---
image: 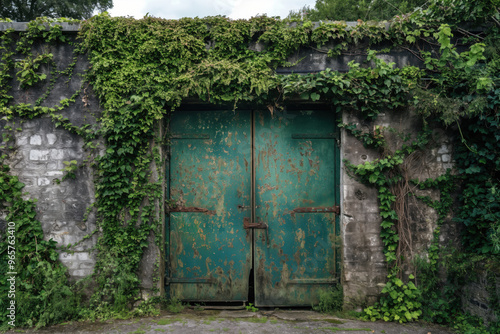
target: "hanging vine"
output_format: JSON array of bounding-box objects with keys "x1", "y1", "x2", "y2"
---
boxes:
[{"x1": 0, "y1": 0, "x2": 498, "y2": 330}]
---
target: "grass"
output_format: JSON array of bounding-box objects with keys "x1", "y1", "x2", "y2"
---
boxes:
[
  {"x1": 193, "y1": 304, "x2": 204, "y2": 311},
  {"x1": 317, "y1": 327, "x2": 372, "y2": 332},
  {"x1": 165, "y1": 298, "x2": 185, "y2": 314},
  {"x1": 320, "y1": 319, "x2": 344, "y2": 324},
  {"x1": 156, "y1": 318, "x2": 182, "y2": 326}
]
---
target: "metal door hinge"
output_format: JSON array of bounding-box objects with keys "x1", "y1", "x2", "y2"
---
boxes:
[
  {"x1": 290, "y1": 206, "x2": 340, "y2": 215},
  {"x1": 169, "y1": 206, "x2": 216, "y2": 215}
]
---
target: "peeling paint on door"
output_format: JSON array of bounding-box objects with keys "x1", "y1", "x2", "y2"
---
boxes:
[
  {"x1": 167, "y1": 110, "x2": 252, "y2": 302},
  {"x1": 167, "y1": 108, "x2": 340, "y2": 306}
]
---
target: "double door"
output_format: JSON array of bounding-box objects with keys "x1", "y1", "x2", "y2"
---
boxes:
[{"x1": 166, "y1": 108, "x2": 340, "y2": 307}]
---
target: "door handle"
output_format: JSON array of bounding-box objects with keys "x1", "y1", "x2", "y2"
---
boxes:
[{"x1": 243, "y1": 217, "x2": 268, "y2": 229}]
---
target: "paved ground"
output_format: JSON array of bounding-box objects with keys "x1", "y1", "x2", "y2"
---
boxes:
[{"x1": 8, "y1": 309, "x2": 455, "y2": 334}]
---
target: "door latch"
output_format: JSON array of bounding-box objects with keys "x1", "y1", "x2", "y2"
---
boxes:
[{"x1": 243, "y1": 217, "x2": 268, "y2": 229}]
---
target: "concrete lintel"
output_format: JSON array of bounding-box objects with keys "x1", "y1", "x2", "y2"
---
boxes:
[{"x1": 0, "y1": 21, "x2": 80, "y2": 31}]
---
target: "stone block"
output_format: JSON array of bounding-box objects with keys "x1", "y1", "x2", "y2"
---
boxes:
[
  {"x1": 343, "y1": 282, "x2": 373, "y2": 307},
  {"x1": 29, "y1": 134, "x2": 42, "y2": 145},
  {"x1": 370, "y1": 252, "x2": 386, "y2": 263},
  {"x1": 22, "y1": 120, "x2": 38, "y2": 129},
  {"x1": 443, "y1": 163, "x2": 453, "y2": 169},
  {"x1": 16, "y1": 135, "x2": 28, "y2": 145},
  {"x1": 46, "y1": 133, "x2": 57, "y2": 145},
  {"x1": 343, "y1": 213, "x2": 382, "y2": 234},
  {"x1": 37, "y1": 200, "x2": 64, "y2": 212},
  {"x1": 60, "y1": 133, "x2": 74, "y2": 146},
  {"x1": 47, "y1": 170, "x2": 63, "y2": 176},
  {"x1": 369, "y1": 272, "x2": 389, "y2": 284},
  {"x1": 59, "y1": 260, "x2": 80, "y2": 270},
  {"x1": 343, "y1": 199, "x2": 380, "y2": 216},
  {"x1": 343, "y1": 232, "x2": 383, "y2": 253},
  {"x1": 70, "y1": 269, "x2": 91, "y2": 277},
  {"x1": 344, "y1": 271, "x2": 370, "y2": 282},
  {"x1": 59, "y1": 252, "x2": 77, "y2": 261},
  {"x1": 79, "y1": 262, "x2": 95, "y2": 270},
  {"x1": 343, "y1": 184, "x2": 378, "y2": 199},
  {"x1": 437, "y1": 144, "x2": 450, "y2": 154},
  {"x1": 47, "y1": 161, "x2": 58, "y2": 170},
  {"x1": 29, "y1": 149, "x2": 50, "y2": 160},
  {"x1": 37, "y1": 177, "x2": 51, "y2": 186},
  {"x1": 18, "y1": 177, "x2": 35, "y2": 187},
  {"x1": 50, "y1": 149, "x2": 64, "y2": 160},
  {"x1": 76, "y1": 252, "x2": 91, "y2": 261},
  {"x1": 441, "y1": 154, "x2": 451, "y2": 162}
]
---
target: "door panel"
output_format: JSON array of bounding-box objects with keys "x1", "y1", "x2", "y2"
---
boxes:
[
  {"x1": 253, "y1": 109, "x2": 340, "y2": 307},
  {"x1": 168, "y1": 110, "x2": 252, "y2": 301},
  {"x1": 167, "y1": 109, "x2": 339, "y2": 305}
]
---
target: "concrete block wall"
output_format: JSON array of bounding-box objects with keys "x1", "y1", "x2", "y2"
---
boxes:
[
  {"x1": 0, "y1": 29, "x2": 100, "y2": 280},
  {"x1": 5, "y1": 116, "x2": 97, "y2": 279},
  {"x1": 339, "y1": 109, "x2": 456, "y2": 307},
  {"x1": 462, "y1": 270, "x2": 499, "y2": 323},
  {"x1": 341, "y1": 112, "x2": 387, "y2": 307}
]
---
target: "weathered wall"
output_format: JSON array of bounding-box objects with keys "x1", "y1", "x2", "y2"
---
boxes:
[
  {"x1": 339, "y1": 109, "x2": 457, "y2": 308},
  {"x1": 0, "y1": 25, "x2": 164, "y2": 297},
  {"x1": 0, "y1": 28, "x2": 100, "y2": 279},
  {"x1": 0, "y1": 23, "x2": 460, "y2": 307},
  {"x1": 462, "y1": 269, "x2": 500, "y2": 323}
]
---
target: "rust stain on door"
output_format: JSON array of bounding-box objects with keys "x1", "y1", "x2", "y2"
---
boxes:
[{"x1": 167, "y1": 108, "x2": 340, "y2": 306}]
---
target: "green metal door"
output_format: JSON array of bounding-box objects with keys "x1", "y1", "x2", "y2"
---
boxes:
[
  {"x1": 167, "y1": 109, "x2": 339, "y2": 305},
  {"x1": 253, "y1": 109, "x2": 340, "y2": 306},
  {"x1": 167, "y1": 110, "x2": 252, "y2": 302}
]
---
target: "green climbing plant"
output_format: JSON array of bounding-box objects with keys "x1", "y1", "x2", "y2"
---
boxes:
[{"x1": 0, "y1": 0, "x2": 498, "y2": 330}]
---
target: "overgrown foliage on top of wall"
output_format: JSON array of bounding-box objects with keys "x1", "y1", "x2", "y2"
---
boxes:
[{"x1": 0, "y1": 0, "x2": 499, "y2": 330}]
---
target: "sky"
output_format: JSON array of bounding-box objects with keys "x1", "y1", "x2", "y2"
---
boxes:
[{"x1": 108, "y1": 0, "x2": 317, "y2": 20}]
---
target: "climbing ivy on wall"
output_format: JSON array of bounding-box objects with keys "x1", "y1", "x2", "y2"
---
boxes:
[
  {"x1": 0, "y1": 165, "x2": 79, "y2": 328},
  {"x1": 0, "y1": 0, "x2": 499, "y2": 330}
]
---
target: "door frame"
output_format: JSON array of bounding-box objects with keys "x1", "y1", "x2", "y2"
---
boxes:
[{"x1": 163, "y1": 101, "x2": 342, "y2": 304}]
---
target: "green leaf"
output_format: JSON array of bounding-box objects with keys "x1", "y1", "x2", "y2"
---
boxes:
[
  {"x1": 310, "y1": 92, "x2": 321, "y2": 101},
  {"x1": 300, "y1": 92, "x2": 310, "y2": 100},
  {"x1": 465, "y1": 165, "x2": 481, "y2": 174}
]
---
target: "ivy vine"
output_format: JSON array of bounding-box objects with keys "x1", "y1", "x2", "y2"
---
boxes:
[{"x1": 0, "y1": 0, "x2": 498, "y2": 330}]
